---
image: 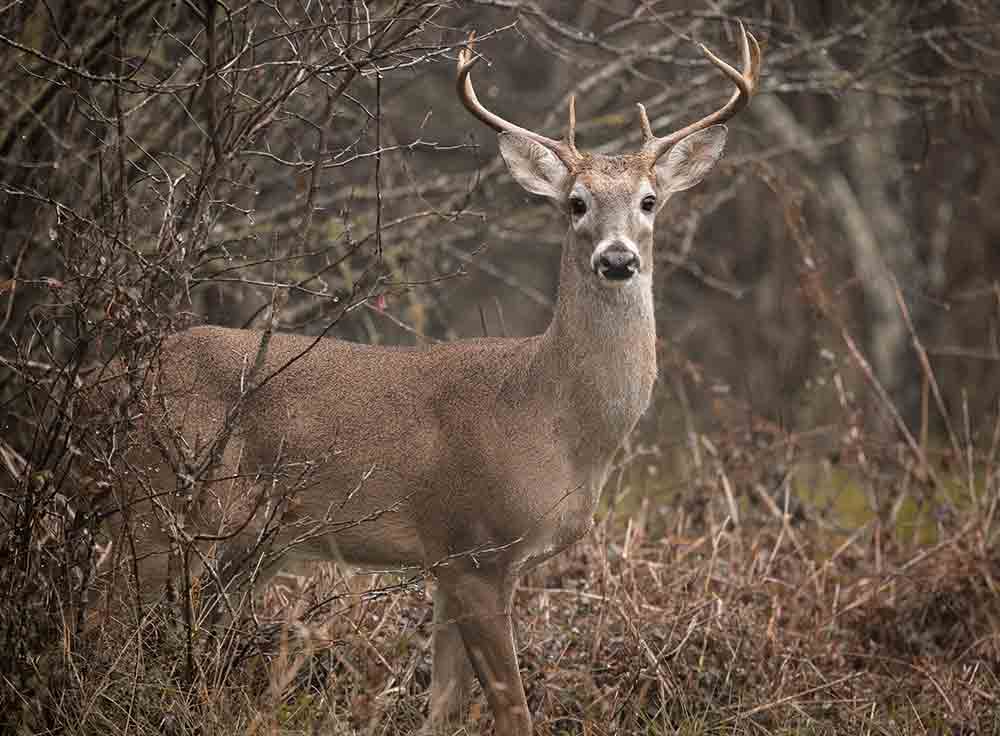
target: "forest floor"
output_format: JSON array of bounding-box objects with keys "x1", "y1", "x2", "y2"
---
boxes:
[{"x1": 24, "y1": 463, "x2": 998, "y2": 736}]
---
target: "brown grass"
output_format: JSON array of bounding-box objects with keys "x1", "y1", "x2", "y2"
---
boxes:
[{"x1": 9, "y1": 467, "x2": 997, "y2": 736}]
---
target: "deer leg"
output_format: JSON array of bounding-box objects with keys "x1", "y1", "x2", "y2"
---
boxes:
[
  {"x1": 429, "y1": 584, "x2": 475, "y2": 727},
  {"x1": 435, "y1": 568, "x2": 531, "y2": 736}
]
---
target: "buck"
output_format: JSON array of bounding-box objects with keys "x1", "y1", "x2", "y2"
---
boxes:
[{"x1": 104, "y1": 24, "x2": 760, "y2": 736}]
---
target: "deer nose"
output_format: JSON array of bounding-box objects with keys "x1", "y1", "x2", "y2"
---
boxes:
[{"x1": 594, "y1": 242, "x2": 640, "y2": 281}]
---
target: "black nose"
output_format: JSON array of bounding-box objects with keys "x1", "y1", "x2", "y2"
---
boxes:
[{"x1": 595, "y1": 244, "x2": 640, "y2": 281}]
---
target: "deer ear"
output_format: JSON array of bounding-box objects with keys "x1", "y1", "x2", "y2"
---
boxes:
[
  {"x1": 654, "y1": 125, "x2": 727, "y2": 196},
  {"x1": 498, "y1": 133, "x2": 570, "y2": 200}
]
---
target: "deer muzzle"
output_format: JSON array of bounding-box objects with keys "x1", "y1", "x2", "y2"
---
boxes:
[{"x1": 592, "y1": 241, "x2": 640, "y2": 282}]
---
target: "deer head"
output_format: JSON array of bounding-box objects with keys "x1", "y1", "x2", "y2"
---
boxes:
[{"x1": 457, "y1": 24, "x2": 761, "y2": 289}]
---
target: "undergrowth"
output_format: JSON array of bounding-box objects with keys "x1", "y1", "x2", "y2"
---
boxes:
[{"x1": 6, "y1": 461, "x2": 998, "y2": 735}]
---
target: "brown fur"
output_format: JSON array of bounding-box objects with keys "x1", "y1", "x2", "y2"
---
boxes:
[
  {"x1": 104, "y1": 220, "x2": 655, "y2": 736},
  {"x1": 102, "y1": 98, "x2": 735, "y2": 736}
]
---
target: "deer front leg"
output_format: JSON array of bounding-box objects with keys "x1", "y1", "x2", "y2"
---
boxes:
[
  {"x1": 435, "y1": 566, "x2": 531, "y2": 736},
  {"x1": 429, "y1": 584, "x2": 474, "y2": 728}
]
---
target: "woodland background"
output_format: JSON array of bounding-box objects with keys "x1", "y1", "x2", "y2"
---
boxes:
[{"x1": 2, "y1": 1, "x2": 999, "y2": 734}]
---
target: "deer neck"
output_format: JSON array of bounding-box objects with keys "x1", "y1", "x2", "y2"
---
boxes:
[{"x1": 536, "y1": 229, "x2": 657, "y2": 456}]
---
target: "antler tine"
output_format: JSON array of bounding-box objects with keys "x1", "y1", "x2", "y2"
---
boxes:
[
  {"x1": 457, "y1": 32, "x2": 581, "y2": 170},
  {"x1": 566, "y1": 94, "x2": 577, "y2": 152},
  {"x1": 640, "y1": 21, "x2": 762, "y2": 161},
  {"x1": 636, "y1": 102, "x2": 654, "y2": 141}
]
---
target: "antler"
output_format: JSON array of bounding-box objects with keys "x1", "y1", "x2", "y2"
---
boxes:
[
  {"x1": 457, "y1": 32, "x2": 582, "y2": 171},
  {"x1": 638, "y1": 21, "x2": 762, "y2": 161}
]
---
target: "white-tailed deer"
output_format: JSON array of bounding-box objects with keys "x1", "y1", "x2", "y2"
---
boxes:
[{"x1": 103, "y1": 24, "x2": 760, "y2": 736}]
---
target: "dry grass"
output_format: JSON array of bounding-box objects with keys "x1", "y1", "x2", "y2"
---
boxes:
[{"x1": 8, "y1": 462, "x2": 998, "y2": 736}]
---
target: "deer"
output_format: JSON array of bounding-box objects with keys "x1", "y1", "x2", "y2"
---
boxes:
[{"x1": 99, "y1": 23, "x2": 760, "y2": 736}]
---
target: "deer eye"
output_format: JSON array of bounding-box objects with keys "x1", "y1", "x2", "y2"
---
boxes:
[
  {"x1": 569, "y1": 196, "x2": 587, "y2": 217},
  {"x1": 640, "y1": 195, "x2": 657, "y2": 213}
]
